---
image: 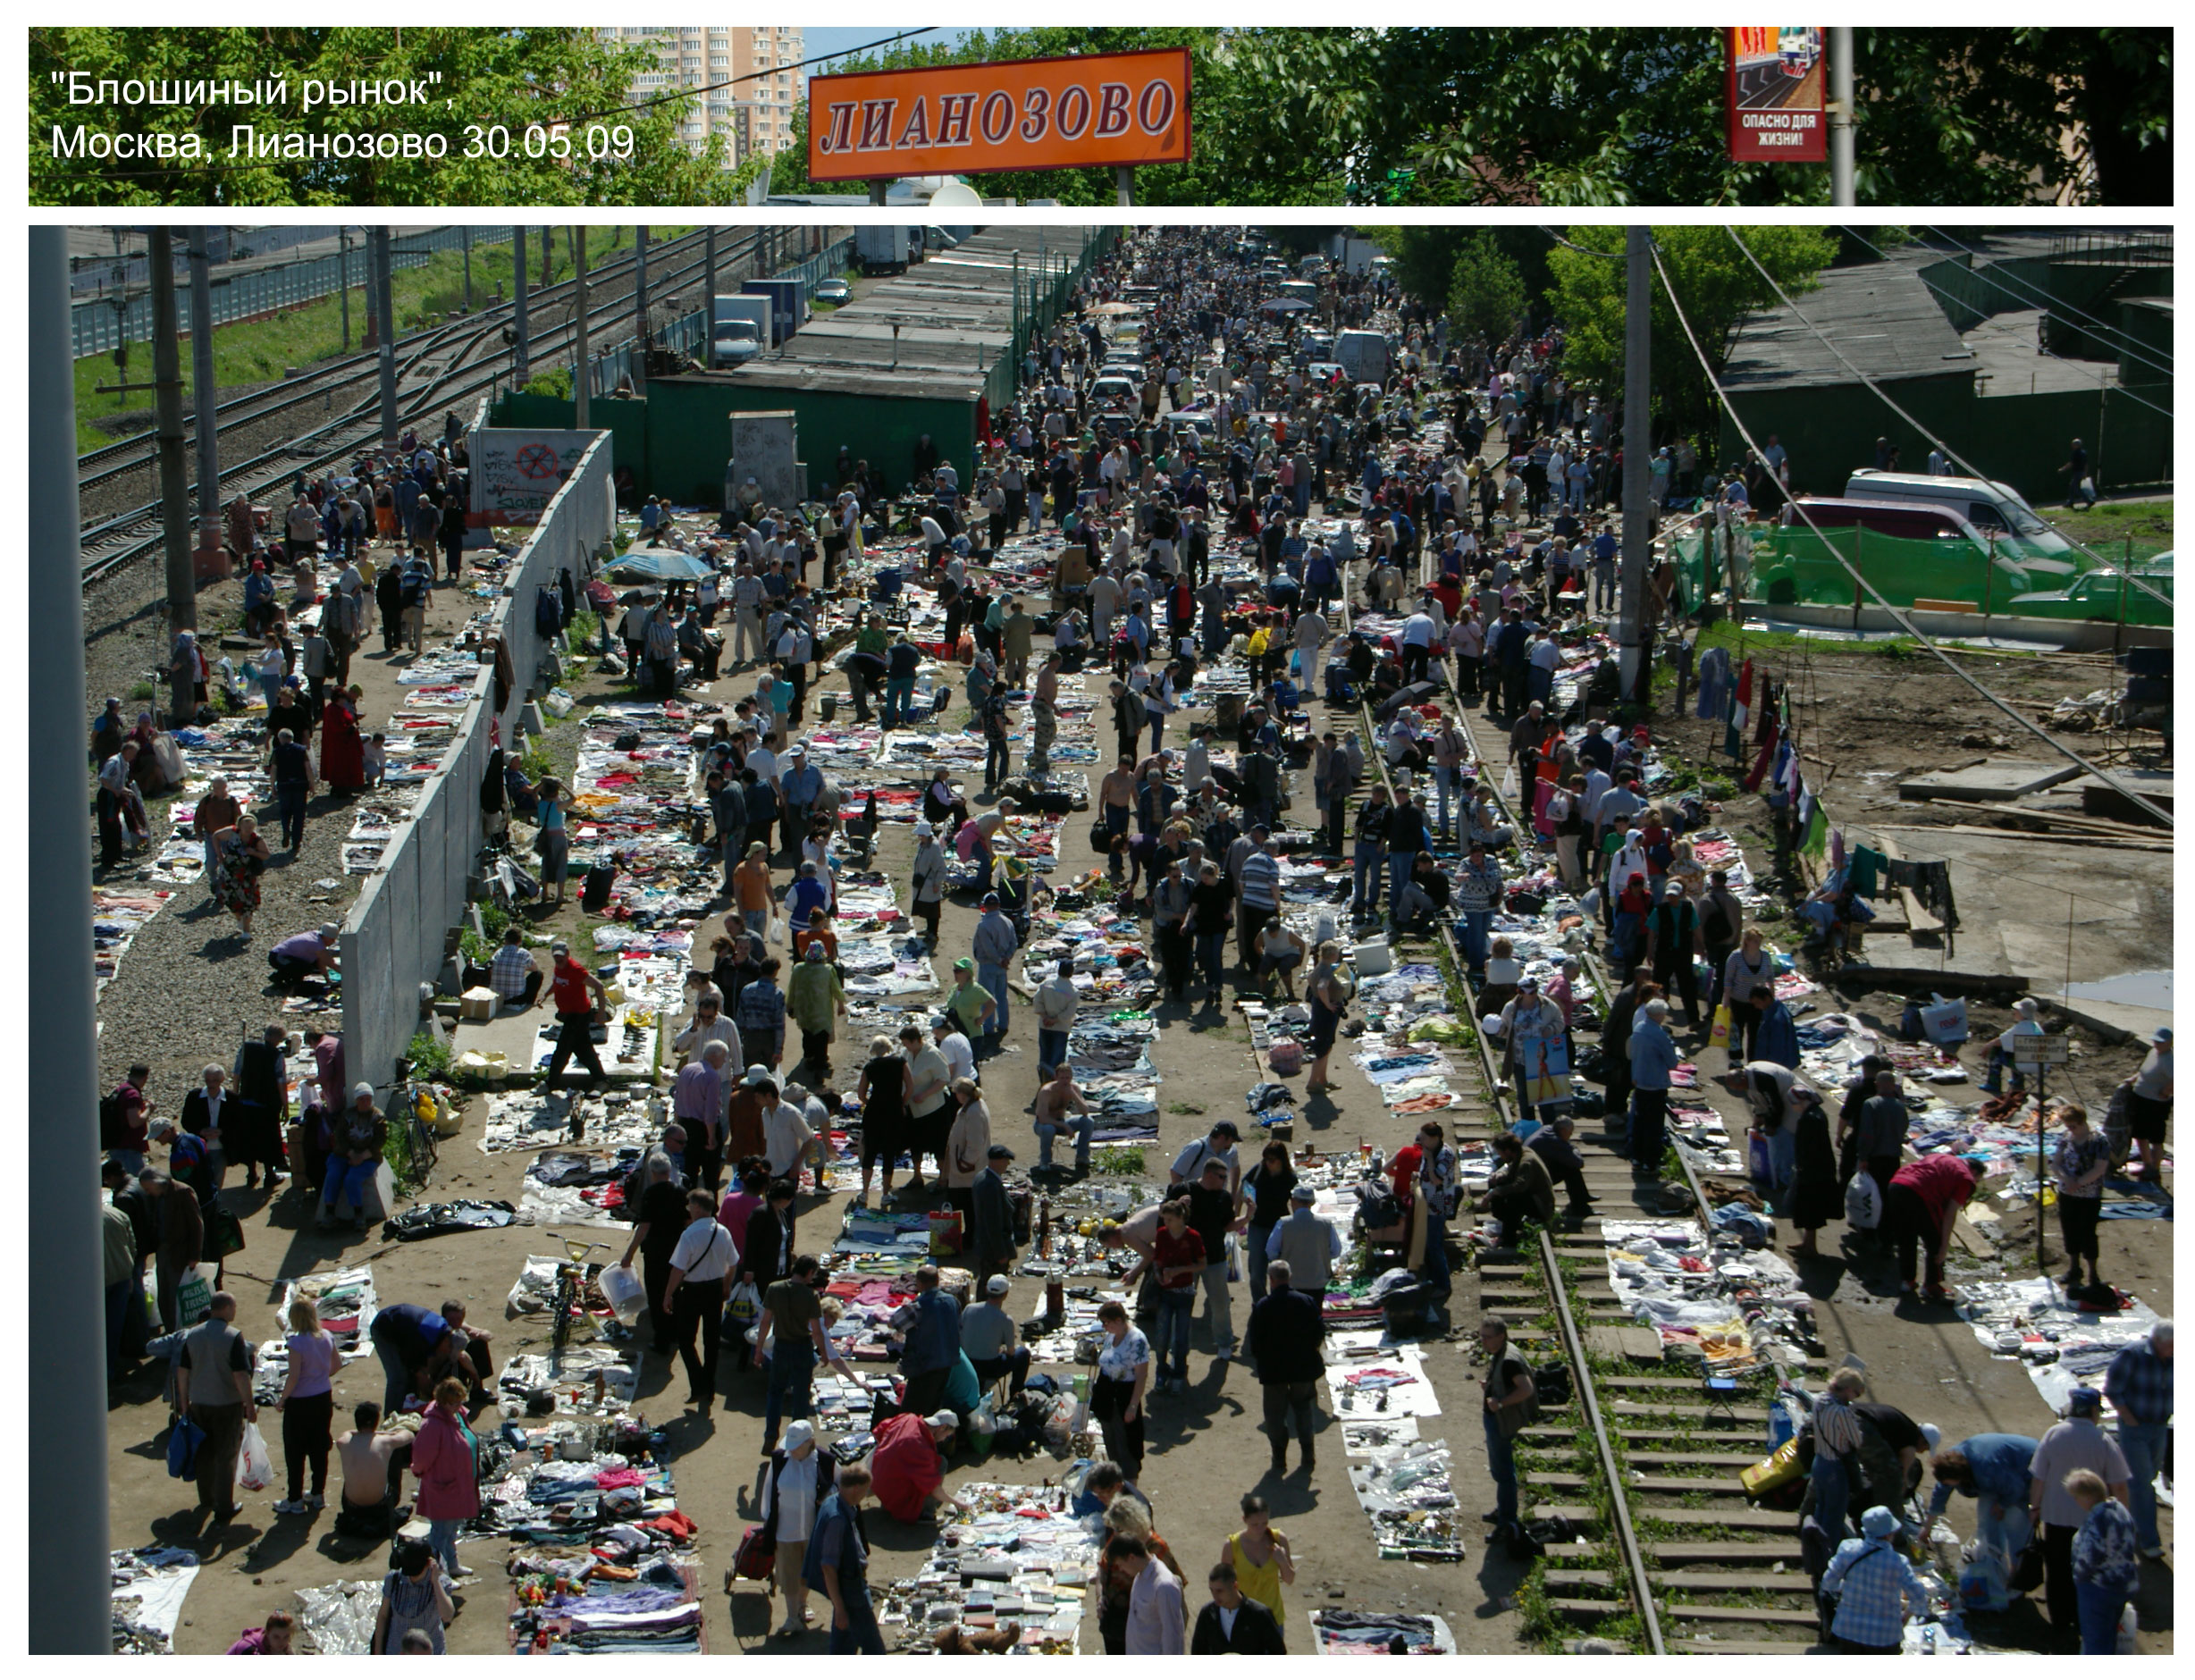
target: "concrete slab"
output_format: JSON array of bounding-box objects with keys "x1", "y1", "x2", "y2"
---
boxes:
[
  {"x1": 2067, "y1": 770, "x2": 2174, "y2": 826},
  {"x1": 2049, "y1": 996, "x2": 2174, "y2": 1047},
  {"x1": 1898, "y1": 760, "x2": 2084, "y2": 802},
  {"x1": 1586, "y1": 1326, "x2": 1666, "y2": 1362}
]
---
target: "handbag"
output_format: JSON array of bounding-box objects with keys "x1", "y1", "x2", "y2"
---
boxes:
[
  {"x1": 2010, "y1": 1538, "x2": 2047, "y2": 1595},
  {"x1": 207, "y1": 1203, "x2": 248, "y2": 1259},
  {"x1": 166, "y1": 1415, "x2": 206, "y2": 1480}
]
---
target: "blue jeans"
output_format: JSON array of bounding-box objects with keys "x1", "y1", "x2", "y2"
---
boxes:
[
  {"x1": 977, "y1": 962, "x2": 1010, "y2": 1036},
  {"x1": 1195, "y1": 929, "x2": 1228, "y2": 993},
  {"x1": 1982, "y1": 1044, "x2": 2030, "y2": 1096},
  {"x1": 763, "y1": 1340, "x2": 816, "y2": 1448},
  {"x1": 1037, "y1": 1027, "x2": 1069, "y2": 1077},
  {"x1": 1811, "y1": 1452, "x2": 1852, "y2": 1541},
  {"x1": 2119, "y1": 1422, "x2": 2168, "y2": 1550},
  {"x1": 1527, "y1": 664, "x2": 1553, "y2": 704},
  {"x1": 1245, "y1": 1223, "x2": 1276, "y2": 1304},
  {"x1": 829, "y1": 1588, "x2": 886, "y2": 1655},
  {"x1": 1387, "y1": 853, "x2": 1415, "y2": 916},
  {"x1": 2077, "y1": 1580, "x2": 2127, "y2": 1654},
  {"x1": 1433, "y1": 764, "x2": 1463, "y2": 834},
  {"x1": 323, "y1": 1157, "x2": 376, "y2": 1219},
  {"x1": 1460, "y1": 911, "x2": 1492, "y2": 972},
  {"x1": 276, "y1": 783, "x2": 307, "y2": 850},
  {"x1": 427, "y1": 1516, "x2": 462, "y2": 1575},
  {"x1": 372, "y1": 1328, "x2": 414, "y2": 1416},
  {"x1": 1484, "y1": 1409, "x2": 1519, "y2": 1525},
  {"x1": 1352, "y1": 844, "x2": 1382, "y2": 914},
  {"x1": 884, "y1": 676, "x2": 916, "y2": 727},
  {"x1": 1155, "y1": 1287, "x2": 1195, "y2": 1382},
  {"x1": 1035, "y1": 1112, "x2": 1095, "y2": 1172}
]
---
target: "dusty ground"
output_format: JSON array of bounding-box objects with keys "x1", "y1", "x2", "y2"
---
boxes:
[{"x1": 107, "y1": 558, "x2": 1519, "y2": 1656}]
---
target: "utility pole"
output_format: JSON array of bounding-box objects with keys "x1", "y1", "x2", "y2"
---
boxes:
[
  {"x1": 371, "y1": 227, "x2": 398, "y2": 446},
  {"x1": 26, "y1": 224, "x2": 112, "y2": 1658},
  {"x1": 1115, "y1": 165, "x2": 1134, "y2": 207},
  {"x1": 633, "y1": 225, "x2": 650, "y2": 395},
  {"x1": 1618, "y1": 225, "x2": 1652, "y2": 700},
  {"x1": 338, "y1": 228, "x2": 351, "y2": 351},
  {"x1": 1829, "y1": 28, "x2": 1855, "y2": 208},
  {"x1": 541, "y1": 224, "x2": 552, "y2": 288},
  {"x1": 186, "y1": 227, "x2": 220, "y2": 535},
  {"x1": 148, "y1": 227, "x2": 196, "y2": 636},
  {"x1": 461, "y1": 224, "x2": 473, "y2": 313},
  {"x1": 703, "y1": 227, "x2": 719, "y2": 371},
  {"x1": 513, "y1": 225, "x2": 530, "y2": 386},
  {"x1": 574, "y1": 226, "x2": 591, "y2": 430}
]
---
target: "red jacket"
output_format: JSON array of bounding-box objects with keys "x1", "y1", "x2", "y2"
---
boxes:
[
  {"x1": 870, "y1": 1411, "x2": 942, "y2": 1524},
  {"x1": 409, "y1": 1402, "x2": 481, "y2": 1522}
]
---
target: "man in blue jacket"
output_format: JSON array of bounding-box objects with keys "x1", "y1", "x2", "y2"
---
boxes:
[{"x1": 1627, "y1": 998, "x2": 1681, "y2": 1175}]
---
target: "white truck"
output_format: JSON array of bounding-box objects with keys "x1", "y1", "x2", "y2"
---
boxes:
[
  {"x1": 1329, "y1": 234, "x2": 1386, "y2": 276},
  {"x1": 711, "y1": 293, "x2": 771, "y2": 366},
  {"x1": 1334, "y1": 329, "x2": 1390, "y2": 385},
  {"x1": 855, "y1": 225, "x2": 921, "y2": 275}
]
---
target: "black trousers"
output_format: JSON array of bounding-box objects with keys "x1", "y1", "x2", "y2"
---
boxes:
[
  {"x1": 547, "y1": 1011, "x2": 605, "y2": 1086},
  {"x1": 643, "y1": 1250, "x2": 677, "y2": 1352},
  {"x1": 1261, "y1": 1379, "x2": 1318, "y2": 1460},
  {"x1": 1092, "y1": 1373, "x2": 1145, "y2": 1481},
  {"x1": 282, "y1": 1390, "x2": 334, "y2": 1501},
  {"x1": 671, "y1": 1280, "x2": 724, "y2": 1403},
  {"x1": 2043, "y1": 1521, "x2": 2079, "y2": 1645},
  {"x1": 2057, "y1": 1192, "x2": 2102, "y2": 1262}
]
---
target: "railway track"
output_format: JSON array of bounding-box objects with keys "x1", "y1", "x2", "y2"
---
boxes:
[
  {"x1": 1323, "y1": 490, "x2": 1836, "y2": 1649},
  {"x1": 78, "y1": 229, "x2": 711, "y2": 498},
  {"x1": 1402, "y1": 535, "x2": 1830, "y2": 1651},
  {"x1": 77, "y1": 230, "x2": 776, "y2": 587}
]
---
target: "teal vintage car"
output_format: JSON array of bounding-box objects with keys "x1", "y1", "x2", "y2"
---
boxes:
[{"x1": 2007, "y1": 565, "x2": 2174, "y2": 627}]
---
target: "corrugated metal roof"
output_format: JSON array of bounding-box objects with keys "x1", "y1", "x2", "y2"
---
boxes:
[{"x1": 1720, "y1": 264, "x2": 1975, "y2": 392}]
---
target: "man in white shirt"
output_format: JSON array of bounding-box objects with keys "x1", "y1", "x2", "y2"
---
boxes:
[
  {"x1": 1033, "y1": 954, "x2": 1081, "y2": 1080},
  {"x1": 663, "y1": 1189, "x2": 739, "y2": 1409},
  {"x1": 936, "y1": 1016, "x2": 978, "y2": 1088}
]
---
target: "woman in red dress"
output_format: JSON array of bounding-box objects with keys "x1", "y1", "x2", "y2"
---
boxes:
[{"x1": 320, "y1": 685, "x2": 367, "y2": 794}]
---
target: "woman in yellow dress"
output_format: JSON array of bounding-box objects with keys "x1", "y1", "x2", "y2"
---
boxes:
[{"x1": 1220, "y1": 1492, "x2": 1296, "y2": 1634}]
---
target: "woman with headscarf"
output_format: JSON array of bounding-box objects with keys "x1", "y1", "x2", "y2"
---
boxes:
[
  {"x1": 168, "y1": 630, "x2": 206, "y2": 727},
  {"x1": 127, "y1": 711, "x2": 166, "y2": 795},
  {"x1": 90, "y1": 697, "x2": 127, "y2": 769},
  {"x1": 320, "y1": 685, "x2": 367, "y2": 794}
]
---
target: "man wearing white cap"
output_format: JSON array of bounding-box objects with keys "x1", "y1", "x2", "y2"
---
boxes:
[
  {"x1": 911, "y1": 820, "x2": 947, "y2": 946},
  {"x1": 764, "y1": 1419, "x2": 828, "y2": 1638},
  {"x1": 1982, "y1": 997, "x2": 2045, "y2": 1096}
]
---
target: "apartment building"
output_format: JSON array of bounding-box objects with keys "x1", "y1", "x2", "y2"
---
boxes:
[{"x1": 600, "y1": 27, "x2": 804, "y2": 165}]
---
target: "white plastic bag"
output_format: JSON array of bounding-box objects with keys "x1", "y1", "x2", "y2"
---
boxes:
[
  {"x1": 1845, "y1": 1172, "x2": 1883, "y2": 1231},
  {"x1": 235, "y1": 1420, "x2": 275, "y2": 1493},
  {"x1": 599, "y1": 1263, "x2": 648, "y2": 1327},
  {"x1": 1919, "y1": 995, "x2": 1970, "y2": 1046}
]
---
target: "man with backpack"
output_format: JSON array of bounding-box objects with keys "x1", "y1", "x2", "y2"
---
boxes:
[
  {"x1": 399, "y1": 553, "x2": 433, "y2": 656},
  {"x1": 1700, "y1": 869, "x2": 1745, "y2": 1009}
]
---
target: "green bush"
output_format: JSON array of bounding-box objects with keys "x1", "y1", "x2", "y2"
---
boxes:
[{"x1": 407, "y1": 1029, "x2": 451, "y2": 1082}]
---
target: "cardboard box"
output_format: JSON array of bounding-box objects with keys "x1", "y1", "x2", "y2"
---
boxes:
[{"x1": 458, "y1": 986, "x2": 500, "y2": 1021}]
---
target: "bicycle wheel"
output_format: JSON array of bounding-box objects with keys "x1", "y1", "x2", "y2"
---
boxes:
[{"x1": 552, "y1": 1271, "x2": 574, "y2": 1350}]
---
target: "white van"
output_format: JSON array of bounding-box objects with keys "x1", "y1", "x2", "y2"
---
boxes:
[{"x1": 1842, "y1": 471, "x2": 2076, "y2": 573}]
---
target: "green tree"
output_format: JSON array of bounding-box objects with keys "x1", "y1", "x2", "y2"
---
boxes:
[
  {"x1": 1446, "y1": 233, "x2": 1528, "y2": 344},
  {"x1": 30, "y1": 27, "x2": 735, "y2": 206},
  {"x1": 1546, "y1": 225, "x2": 1837, "y2": 448}
]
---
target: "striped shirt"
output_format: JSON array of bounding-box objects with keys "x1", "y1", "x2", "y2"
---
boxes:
[
  {"x1": 1813, "y1": 1393, "x2": 1863, "y2": 1459},
  {"x1": 489, "y1": 943, "x2": 537, "y2": 1004},
  {"x1": 1821, "y1": 1538, "x2": 1928, "y2": 1648},
  {"x1": 1238, "y1": 850, "x2": 1280, "y2": 911}
]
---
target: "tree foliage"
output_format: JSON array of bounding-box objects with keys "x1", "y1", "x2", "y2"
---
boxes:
[
  {"x1": 29, "y1": 27, "x2": 735, "y2": 206},
  {"x1": 1546, "y1": 225, "x2": 1838, "y2": 448},
  {"x1": 1446, "y1": 235, "x2": 1529, "y2": 345}
]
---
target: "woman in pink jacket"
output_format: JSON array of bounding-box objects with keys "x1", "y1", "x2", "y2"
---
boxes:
[{"x1": 409, "y1": 1377, "x2": 480, "y2": 1579}]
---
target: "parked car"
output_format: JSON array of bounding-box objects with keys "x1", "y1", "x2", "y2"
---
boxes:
[
  {"x1": 1843, "y1": 470, "x2": 2077, "y2": 572},
  {"x1": 712, "y1": 319, "x2": 764, "y2": 366},
  {"x1": 813, "y1": 277, "x2": 852, "y2": 304},
  {"x1": 2007, "y1": 568, "x2": 2174, "y2": 626}
]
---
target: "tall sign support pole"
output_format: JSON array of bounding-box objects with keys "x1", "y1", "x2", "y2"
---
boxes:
[
  {"x1": 1116, "y1": 165, "x2": 1134, "y2": 207},
  {"x1": 188, "y1": 227, "x2": 220, "y2": 538},
  {"x1": 703, "y1": 227, "x2": 719, "y2": 370},
  {"x1": 1829, "y1": 28, "x2": 1855, "y2": 207},
  {"x1": 27, "y1": 224, "x2": 113, "y2": 1655},
  {"x1": 461, "y1": 223, "x2": 474, "y2": 312},
  {"x1": 148, "y1": 227, "x2": 196, "y2": 636},
  {"x1": 574, "y1": 227, "x2": 591, "y2": 431},
  {"x1": 338, "y1": 228, "x2": 351, "y2": 352},
  {"x1": 1618, "y1": 226, "x2": 1652, "y2": 700},
  {"x1": 372, "y1": 227, "x2": 398, "y2": 446},
  {"x1": 513, "y1": 226, "x2": 530, "y2": 385},
  {"x1": 869, "y1": 181, "x2": 888, "y2": 206},
  {"x1": 632, "y1": 226, "x2": 650, "y2": 396}
]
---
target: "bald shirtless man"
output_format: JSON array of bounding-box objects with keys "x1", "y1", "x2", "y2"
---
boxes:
[
  {"x1": 334, "y1": 1400, "x2": 412, "y2": 1537},
  {"x1": 1031, "y1": 1063, "x2": 1095, "y2": 1178},
  {"x1": 1099, "y1": 758, "x2": 1137, "y2": 848}
]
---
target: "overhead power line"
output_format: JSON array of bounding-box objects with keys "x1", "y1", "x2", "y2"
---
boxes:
[
  {"x1": 1726, "y1": 226, "x2": 2172, "y2": 614},
  {"x1": 1649, "y1": 237, "x2": 2173, "y2": 830}
]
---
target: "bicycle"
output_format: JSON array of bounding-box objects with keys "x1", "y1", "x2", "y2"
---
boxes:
[{"x1": 548, "y1": 1233, "x2": 612, "y2": 1350}]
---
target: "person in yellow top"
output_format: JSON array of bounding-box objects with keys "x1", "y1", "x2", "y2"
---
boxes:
[
  {"x1": 1220, "y1": 1493, "x2": 1295, "y2": 1630},
  {"x1": 732, "y1": 843, "x2": 774, "y2": 940}
]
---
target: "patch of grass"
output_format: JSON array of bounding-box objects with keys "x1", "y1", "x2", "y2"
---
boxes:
[
  {"x1": 1164, "y1": 1101, "x2": 1205, "y2": 1116},
  {"x1": 2051, "y1": 497, "x2": 2173, "y2": 556},
  {"x1": 564, "y1": 609, "x2": 601, "y2": 660},
  {"x1": 1092, "y1": 1146, "x2": 1144, "y2": 1176},
  {"x1": 127, "y1": 680, "x2": 155, "y2": 702},
  {"x1": 407, "y1": 1029, "x2": 452, "y2": 1082}
]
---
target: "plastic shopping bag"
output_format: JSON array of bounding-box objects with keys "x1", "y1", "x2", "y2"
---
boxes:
[
  {"x1": 235, "y1": 1420, "x2": 275, "y2": 1493},
  {"x1": 1708, "y1": 1003, "x2": 1733, "y2": 1053},
  {"x1": 599, "y1": 1263, "x2": 648, "y2": 1327}
]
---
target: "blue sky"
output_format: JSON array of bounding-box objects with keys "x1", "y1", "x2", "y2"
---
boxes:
[{"x1": 799, "y1": 27, "x2": 976, "y2": 88}]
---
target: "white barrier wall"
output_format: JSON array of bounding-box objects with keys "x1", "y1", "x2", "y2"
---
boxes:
[{"x1": 341, "y1": 433, "x2": 616, "y2": 1099}]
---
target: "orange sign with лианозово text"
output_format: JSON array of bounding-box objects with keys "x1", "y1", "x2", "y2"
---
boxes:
[{"x1": 805, "y1": 47, "x2": 1191, "y2": 181}]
